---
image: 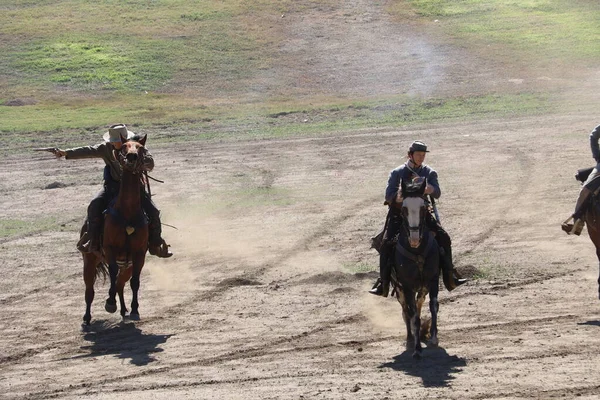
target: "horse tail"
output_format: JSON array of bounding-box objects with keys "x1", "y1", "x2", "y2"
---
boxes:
[{"x1": 95, "y1": 261, "x2": 109, "y2": 282}]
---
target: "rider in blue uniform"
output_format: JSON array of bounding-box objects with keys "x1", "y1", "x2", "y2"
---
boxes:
[{"x1": 370, "y1": 141, "x2": 466, "y2": 296}]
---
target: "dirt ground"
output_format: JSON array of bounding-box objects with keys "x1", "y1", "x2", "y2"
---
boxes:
[{"x1": 3, "y1": 1, "x2": 600, "y2": 399}]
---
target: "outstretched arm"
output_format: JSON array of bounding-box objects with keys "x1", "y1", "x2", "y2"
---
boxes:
[
  {"x1": 64, "y1": 143, "x2": 105, "y2": 160},
  {"x1": 34, "y1": 147, "x2": 66, "y2": 158}
]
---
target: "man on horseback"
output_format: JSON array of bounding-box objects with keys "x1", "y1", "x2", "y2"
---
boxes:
[
  {"x1": 369, "y1": 141, "x2": 466, "y2": 297},
  {"x1": 562, "y1": 124, "x2": 600, "y2": 236},
  {"x1": 51, "y1": 124, "x2": 173, "y2": 258}
]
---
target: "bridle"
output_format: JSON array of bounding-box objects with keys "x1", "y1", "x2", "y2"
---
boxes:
[
  {"x1": 118, "y1": 143, "x2": 146, "y2": 174},
  {"x1": 401, "y1": 197, "x2": 426, "y2": 246}
]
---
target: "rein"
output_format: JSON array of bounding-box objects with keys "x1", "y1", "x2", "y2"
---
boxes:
[{"x1": 118, "y1": 147, "x2": 146, "y2": 175}]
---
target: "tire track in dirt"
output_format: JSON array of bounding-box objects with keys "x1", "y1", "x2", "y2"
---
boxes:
[
  {"x1": 438, "y1": 266, "x2": 589, "y2": 304},
  {"x1": 469, "y1": 384, "x2": 600, "y2": 400},
  {"x1": 455, "y1": 147, "x2": 535, "y2": 264},
  {"x1": 175, "y1": 194, "x2": 381, "y2": 304},
  {"x1": 22, "y1": 313, "x2": 365, "y2": 400},
  {"x1": 20, "y1": 312, "x2": 592, "y2": 399}
]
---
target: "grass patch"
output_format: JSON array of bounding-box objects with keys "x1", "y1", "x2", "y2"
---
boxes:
[
  {"x1": 12, "y1": 38, "x2": 171, "y2": 92},
  {"x1": 0, "y1": 217, "x2": 61, "y2": 239},
  {"x1": 0, "y1": 92, "x2": 551, "y2": 155},
  {"x1": 397, "y1": 0, "x2": 600, "y2": 66},
  {"x1": 0, "y1": 0, "x2": 583, "y2": 145},
  {"x1": 0, "y1": 0, "x2": 277, "y2": 97},
  {"x1": 342, "y1": 262, "x2": 377, "y2": 274}
]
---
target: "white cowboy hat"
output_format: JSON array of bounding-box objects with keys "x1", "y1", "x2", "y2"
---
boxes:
[{"x1": 103, "y1": 124, "x2": 135, "y2": 143}]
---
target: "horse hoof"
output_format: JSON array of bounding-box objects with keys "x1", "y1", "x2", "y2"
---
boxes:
[
  {"x1": 129, "y1": 313, "x2": 140, "y2": 321},
  {"x1": 105, "y1": 300, "x2": 117, "y2": 314},
  {"x1": 82, "y1": 315, "x2": 91, "y2": 326},
  {"x1": 427, "y1": 338, "x2": 439, "y2": 348},
  {"x1": 412, "y1": 351, "x2": 422, "y2": 360}
]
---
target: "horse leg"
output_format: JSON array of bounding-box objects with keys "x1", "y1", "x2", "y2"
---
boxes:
[
  {"x1": 412, "y1": 292, "x2": 425, "y2": 358},
  {"x1": 588, "y1": 228, "x2": 600, "y2": 300},
  {"x1": 596, "y1": 248, "x2": 600, "y2": 300},
  {"x1": 428, "y1": 275, "x2": 440, "y2": 347},
  {"x1": 117, "y1": 267, "x2": 132, "y2": 319},
  {"x1": 129, "y1": 252, "x2": 146, "y2": 321},
  {"x1": 396, "y1": 289, "x2": 412, "y2": 345},
  {"x1": 403, "y1": 290, "x2": 421, "y2": 358},
  {"x1": 82, "y1": 253, "x2": 97, "y2": 325},
  {"x1": 104, "y1": 250, "x2": 118, "y2": 314}
]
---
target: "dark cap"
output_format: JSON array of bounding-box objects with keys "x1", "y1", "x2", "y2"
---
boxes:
[{"x1": 409, "y1": 140, "x2": 429, "y2": 153}]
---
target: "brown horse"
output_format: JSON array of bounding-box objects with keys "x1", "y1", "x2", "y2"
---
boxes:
[
  {"x1": 568, "y1": 167, "x2": 600, "y2": 300},
  {"x1": 82, "y1": 135, "x2": 149, "y2": 325},
  {"x1": 585, "y1": 217, "x2": 600, "y2": 300}
]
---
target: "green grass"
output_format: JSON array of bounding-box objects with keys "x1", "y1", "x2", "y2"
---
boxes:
[
  {"x1": 0, "y1": 92, "x2": 551, "y2": 155},
  {"x1": 401, "y1": 0, "x2": 600, "y2": 66},
  {"x1": 0, "y1": 0, "x2": 596, "y2": 141},
  {"x1": 342, "y1": 262, "x2": 377, "y2": 274},
  {"x1": 12, "y1": 38, "x2": 171, "y2": 92},
  {"x1": 0, "y1": 0, "x2": 275, "y2": 97},
  {"x1": 0, "y1": 217, "x2": 61, "y2": 239}
]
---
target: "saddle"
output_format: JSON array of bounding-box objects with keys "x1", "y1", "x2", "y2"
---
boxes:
[{"x1": 576, "y1": 166, "x2": 595, "y2": 183}]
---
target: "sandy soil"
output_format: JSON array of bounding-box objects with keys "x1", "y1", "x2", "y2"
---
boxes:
[{"x1": 3, "y1": 1, "x2": 600, "y2": 399}]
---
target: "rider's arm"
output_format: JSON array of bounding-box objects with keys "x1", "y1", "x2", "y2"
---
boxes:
[
  {"x1": 385, "y1": 168, "x2": 401, "y2": 204},
  {"x1": 426, "y1": 170, "x2": 441, "y2": 199},
  {"x1": 64, "y1": 143, "x2": 105, "y2": 160},
  {"x1": 590, "y1": 125, "x2": 600, "y2": 163}
]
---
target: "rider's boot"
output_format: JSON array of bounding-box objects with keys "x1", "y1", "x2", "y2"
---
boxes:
[
  {"x1": 440, "y1": 245, "x2": 467, "y2": 292},
  {"x1": 369, "y1": 243, "x2": 391, "y2": 297},
  {"x1": 563, "y1": 187, "x2": 591, "y2": 236},
  {"x1": 86, "y1": 218, "x2": 103, "y2": 255},
  {"x1": 148, "y1": 220, "x2": 173, "y2": 258},
  {"x1": 143, "y1": 194, "x2": 173, "y2": 258}
]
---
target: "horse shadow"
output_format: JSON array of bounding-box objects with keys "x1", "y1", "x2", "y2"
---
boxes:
[
  {"x1": 578, "y1": 320, "x2": 600, "y2": 327},
  {"x1": 76, "y1": 320, "x2": 173, "y2": 366},
  {"x1": 378, "y1": 346, "x2": 466, "y2": 387}
]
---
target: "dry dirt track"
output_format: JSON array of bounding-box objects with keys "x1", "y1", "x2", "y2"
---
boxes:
[{"x1": 4, "y1": 1, "x2": 600, "y2": 400}]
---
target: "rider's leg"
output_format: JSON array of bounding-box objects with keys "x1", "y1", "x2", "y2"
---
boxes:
[
  {"x1": 142, "y1": 191, "x2": 173, "y2": 258},
  {"x1": 564, "y1": 168, "x2": 600, "y2": 235},
  {"x1": 369, "y1": 211, "x2": 400, "y2": 297},
  {"x1": 86, "y1": 189, "x2": 108, "y2": 254},
  {"x1": 370, "y1": 242, "x2": 392, "y2": 297},
  {"x1": 432, "y1": 224, "x2": 467, "y2": 292}
]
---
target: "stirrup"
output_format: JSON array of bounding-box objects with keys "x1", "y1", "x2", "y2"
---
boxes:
[
  {"x1": 149, "y1": 239, "x2": 173, "y2": 258},
  {"x1": 562, "y1": 216, "x2": 584, "y2": 236},
  {"x1": 368, "y1": 279, "x2": 389, "y2": 297}
]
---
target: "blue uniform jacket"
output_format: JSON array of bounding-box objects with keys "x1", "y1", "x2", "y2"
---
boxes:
[
  {"x1": 590, "y1": 124, "x2": 600, "y2": 164},
  {"x1": 385, "y1": 162, "x2": 441, "y2": 204}
]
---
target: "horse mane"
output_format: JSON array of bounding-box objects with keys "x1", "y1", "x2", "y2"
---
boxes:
[{"x1": 128, "y1": 134, "x2": 145, "y2": 143}]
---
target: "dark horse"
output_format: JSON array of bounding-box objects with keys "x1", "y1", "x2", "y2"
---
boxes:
[
  {"x1": 389, "y1": 178, "x2": 440, "y2": 358},
  {"x1": 574, "y1": 166, "x2": 600, "y2": 299},
  {"x1": 82, "y1": 135, "x2": 149, "y2": 325}
]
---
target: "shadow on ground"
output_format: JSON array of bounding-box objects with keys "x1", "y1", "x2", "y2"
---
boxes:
[
  {"x1": 578, "y1": 320, "x2": 600, "y2": 327},
  {"x1": 379, "y1": 347, "x2": 466, "y2": 387},
  {"x1": 76, "y1": 320, "x2": 173, "y2": 366}
]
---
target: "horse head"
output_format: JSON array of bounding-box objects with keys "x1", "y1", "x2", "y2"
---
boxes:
[
  {"x1": 118, "y1": 134, "x2": 148, "y2": 173},
  {"x1": 400, "y1": 177, "x2": 427, "y2": 249}
]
